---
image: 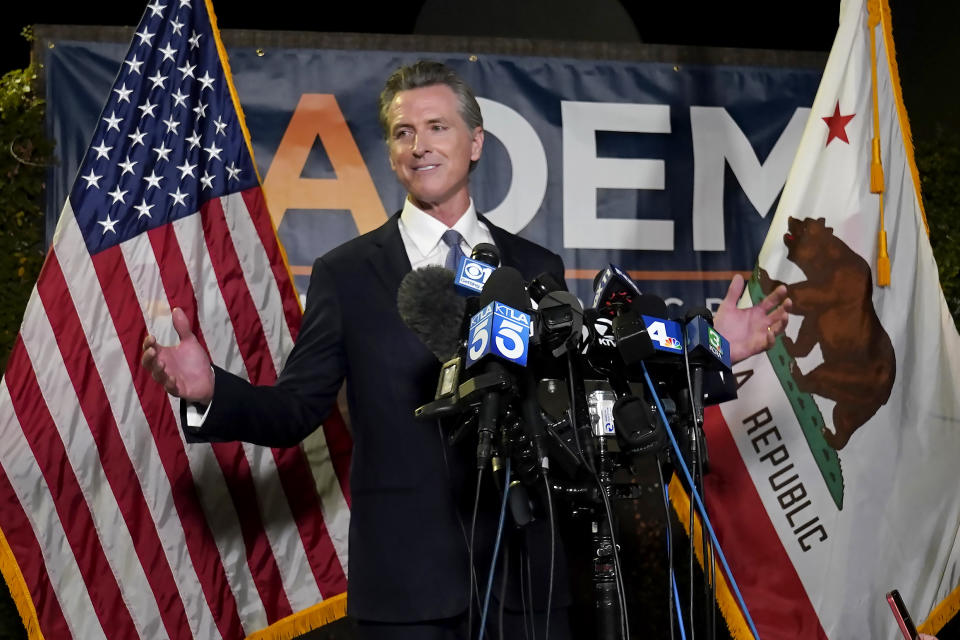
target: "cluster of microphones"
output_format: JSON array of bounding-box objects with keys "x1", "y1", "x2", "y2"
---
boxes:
[{"x1": 397, "y1": 243, "x2": 735, "y2": 486}]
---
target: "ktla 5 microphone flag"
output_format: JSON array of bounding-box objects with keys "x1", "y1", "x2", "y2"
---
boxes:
[
  {"x1": 0, "y1": 0, "x2": 351, "y2": 638},
  {"x1": 673, "y1": 0, "x2": 960, "y2": 637}
]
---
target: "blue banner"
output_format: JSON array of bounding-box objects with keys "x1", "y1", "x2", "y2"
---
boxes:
[{"x1": 45, "y1": 42, "x2": 821, "y2": 309}]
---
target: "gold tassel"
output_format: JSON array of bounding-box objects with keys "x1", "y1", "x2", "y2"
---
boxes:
[
  {"x1": 868, "y1": 0, "x2": 891, "y2": 287},
  {"x1": 245, "y1": 593, "x2": 348, "y2": 640},
  {"x1": 870, "y1": 138, "x2": 885, "y2": 193},
  {"x1": 877, "y1": 229, "x2": 891, "y2": 286}
]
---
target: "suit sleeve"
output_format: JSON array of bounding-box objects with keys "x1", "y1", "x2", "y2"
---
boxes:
[{"x1": 181, "y1": 256, "x2": 347, "y2": 447}]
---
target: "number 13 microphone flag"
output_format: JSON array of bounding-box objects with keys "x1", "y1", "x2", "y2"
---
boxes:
[
  {"x1": 0, "y1": 1, "x2": 351, "y2": 638},
  {"x1": 685, "y1": 0, "x2": 960, "y2": 637}
]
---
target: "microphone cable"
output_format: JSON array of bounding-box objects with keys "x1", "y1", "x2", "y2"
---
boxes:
[
  {"x1": 593, "y1": 468, "x2": 630, "y2": 640},
  {"x1": 681, "y1": 341, "x2": 698, "y2": 640},
  {"x1": 479, "y1": 458, "x2": 512, "y2": 640},
  {"x1": 543, "y1": 471, "x2": 556, "y2": 640},
  {"x1": 468, "y1": 465, "x2": 483, "y2": 640},
  {"x1": 656, "y1": 459, "x2": 677, "y2": 640},
  {"x1": 681, "y1": 336, "x2": 717, "y2": 640},
  {"x1": 641, "y1": 363, "x2": 763, "y2": 640},
  {"x1": 436, "y1": 421, "x2": 485, "y2": 639}
]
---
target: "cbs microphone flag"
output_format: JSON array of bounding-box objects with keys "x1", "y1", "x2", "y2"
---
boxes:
[
  {"x1": 0, "y1": 1, "x2": 351, "y2": 638},
  {"x1": 688, "y1": 0, "x2": 960, "y2": 637}
]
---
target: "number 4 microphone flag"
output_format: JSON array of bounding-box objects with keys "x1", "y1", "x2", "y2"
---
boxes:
[
  {"x1": 0, "y1": 1, "x2": 351, "y2": 638},
  {"x1": 688, "y1": 0, "x2": 960, "y2": 637}
]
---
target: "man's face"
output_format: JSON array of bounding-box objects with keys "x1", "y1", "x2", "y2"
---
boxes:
[{"x1": 386, "y1": 84, "x2": 483, "y2": 214}]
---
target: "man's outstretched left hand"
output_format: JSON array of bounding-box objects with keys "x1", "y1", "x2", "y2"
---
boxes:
[{"x1": 714, "y1": 273, "x2": 792, "y2": 364}]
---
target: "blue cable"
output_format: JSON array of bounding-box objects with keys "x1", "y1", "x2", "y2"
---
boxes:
[
  {"x1": 673, "y1": 570, "x2": 689, "y2": 640},
  {"x1": 478, "y1": 458, "x2": 511, "y2": 640},
  {"x1": 664, "y1": 478, "x2": 688, "y2": 640},
  {"x1": 642, "y1": 364, "x2": 763, "y2": 640}
]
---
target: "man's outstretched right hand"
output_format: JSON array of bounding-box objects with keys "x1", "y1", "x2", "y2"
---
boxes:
[{"x1": 141, "y1": 307, "x2": 215, "y2": 405}]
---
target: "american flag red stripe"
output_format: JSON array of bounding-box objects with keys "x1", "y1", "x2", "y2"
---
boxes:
[
  {"x1": 199, "y1": 197, "x2": 278, "y2": 383},
  {"x1": 99, "y1": 235, "x2": 246, "y2": 639},
  {"x1": 202, "y1": 195, "x2": 346, "y2": 597},
  {"x1": 52, "y1": 214, "x2": 229, "y2": 639},
  {"x1": 239, "y1": 188, "x2": 303, "y2": 339},
  {"x1": 0, "y1": 1, "x2": 351, "y2": 637},
  {"x1": 37, "y1": 252, "x2": 191, "y2": 639},
  {"x1": 4, "y1": 339, "x2": 142, "y2": 638},
  {"x1": 0, "y1": 461, "x2": 71, "y2": 639},
  {"x1": 320, "y1": 409, "x2": 353, "y2": 509}
]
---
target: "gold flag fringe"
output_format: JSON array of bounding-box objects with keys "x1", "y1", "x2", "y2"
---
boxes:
[
  {"x1": 918, "y1": 583, "x2": 960, "y2": 636},
  {"x1": 246, "y1": 593, "x2": 348, "y2": 640},
  {"x1": 0, "y1": 527, "x2": 44, "y2": 640},
  {"x1": 668, "y1": 475, "x2": 756, "y2": 640}
]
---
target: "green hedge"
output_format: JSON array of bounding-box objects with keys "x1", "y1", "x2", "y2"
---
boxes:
[{"x1": 0, "y1": 63, "x2": 50, "y2": 373}]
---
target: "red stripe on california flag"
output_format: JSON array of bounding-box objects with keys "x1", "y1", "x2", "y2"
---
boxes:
[
  {"x1": 240, "y1": 187, "x2": 302, "y2": 339},
  {"x1": 201, "y1": 196, "x2": 344, "y2": 597},
  {"x1": 0, "y1": 441, "x2": 72, "y2": 639},
  {"x1": 38, "y1": 251, "x2": 190, "y2": 639},
  {"x1": 147, "y1": 220, "x2": 293, "y2": 623},
  {"x1": 703, "y1": 406, "x2": 827, "y2": 640},
  {"x1": 90, "y1": 243, "x2": 245, "y2": 639},
  {"x1": 4, "y1": 338, "x2": 139, "y2": 638}
]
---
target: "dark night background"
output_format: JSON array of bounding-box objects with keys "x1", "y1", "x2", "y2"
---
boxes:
[
  {"x1": 1, "y1": 0, "x2": 957, "y2": 638},
  {"x1": 4, "y1": 0, "x2": 958, "y2": 142}
]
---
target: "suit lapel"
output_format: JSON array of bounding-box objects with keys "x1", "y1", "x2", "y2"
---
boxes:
[
  {"x1": 368, "y1": 213, "x2": 412, "y2": 296},
  {"x1": 480, "y1": 214, "x2": 518, "y2": 270}
]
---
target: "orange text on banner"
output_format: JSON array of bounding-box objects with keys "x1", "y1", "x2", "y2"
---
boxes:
[{"x1": 263, "y1": 94, "x2": 387, "y2": 234}]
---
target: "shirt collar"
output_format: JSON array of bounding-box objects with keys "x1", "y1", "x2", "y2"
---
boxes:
[{"x1": 399, "y1": 197, "x2": 486, "y2": 256}]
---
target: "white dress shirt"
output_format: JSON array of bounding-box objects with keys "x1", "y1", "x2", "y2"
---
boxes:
[{"x1": 397, "y1": 197, "x2": 495, "y2": 270}]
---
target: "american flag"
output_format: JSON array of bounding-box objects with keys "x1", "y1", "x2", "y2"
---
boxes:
[{"x1": 0, "y1": 1, "x2": 351, "y2": 638}]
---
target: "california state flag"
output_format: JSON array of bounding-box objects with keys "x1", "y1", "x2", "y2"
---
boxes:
[{"x1": 691, "y1": 0, "x2": 960, "y2": 637}]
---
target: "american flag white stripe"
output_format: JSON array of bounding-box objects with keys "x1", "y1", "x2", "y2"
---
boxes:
[
  {"x1": 172, "y1": 211, "x2": 250, "y2": 379},
  {"x1": 118, "y1": 229, "x2": 262, "y2": 635},
  {"x1": 2, "y1": 335, "x2": 145, "y2": 637},
  {"x1": 169, "y1": 211, "x2": 299, "y2": 627},
  {"x1": 188, "y1": 198, "x2": 324, "y2": 609},
  {"x1": 302, "y1": 427, "x2": 351, "y2": 572},
  {"x1": 52, "y1": 209, "x2": 222, "y2": 639},
  {"x1": 221, "y1": 192, "x2": 296, "y2": 373},
  {"x1": 114, "y1": 228, "x2": 251, "y2": 639},
  {"x1": 0, "y1": 376, "x2": 107, "y2": 640},
  {"x1": 18, "y1": 272, "x2": 170, "y2": 640},
  {"x1": 241, "y1": 442, "x2": 324, "y2": 609}
]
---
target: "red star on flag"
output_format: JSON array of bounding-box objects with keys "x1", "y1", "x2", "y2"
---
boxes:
[{"x1": 822, "y1": 101, "x2": 855, "y2": 146}]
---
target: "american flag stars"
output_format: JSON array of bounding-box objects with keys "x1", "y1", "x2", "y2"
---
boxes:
[{"x1": 69, "y1": 0, "x2": 256, "y2": 252}]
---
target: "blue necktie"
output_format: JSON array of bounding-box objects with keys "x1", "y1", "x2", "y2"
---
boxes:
[{"x1": 442, "y1": 229, "x2": 466, "y2": 272}]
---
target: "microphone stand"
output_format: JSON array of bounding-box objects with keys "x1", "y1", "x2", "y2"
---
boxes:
[{"x1": 591, "y1": 435, "x2": 622, "y2": 640}]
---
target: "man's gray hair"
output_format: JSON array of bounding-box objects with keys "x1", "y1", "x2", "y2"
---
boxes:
[{"x1": 378, "y1": 60, "x2": 483, "y2": 139}]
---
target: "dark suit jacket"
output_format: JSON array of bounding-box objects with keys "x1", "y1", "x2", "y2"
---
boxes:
[{"x1": 185, "y1": 212, "x2": 567, "y2": 622}]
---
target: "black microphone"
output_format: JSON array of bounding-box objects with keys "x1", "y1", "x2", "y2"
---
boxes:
[
  {"x1": 471, "y1": 242, "x2": 500, "y2": 268},
  {"x1": 398, "y1": 266, "x2": 473, "y2": 419},
  {"x1": 397, "y1": 265, "x2": 466, "y2": 363},
  {"x1": 468, "y1": 267, "x2": 531, "y2": 467}
]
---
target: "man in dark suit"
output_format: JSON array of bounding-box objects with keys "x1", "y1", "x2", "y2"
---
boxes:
[{"x1": 142, "y1": 60, "x2": 790, "y2": 639}]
